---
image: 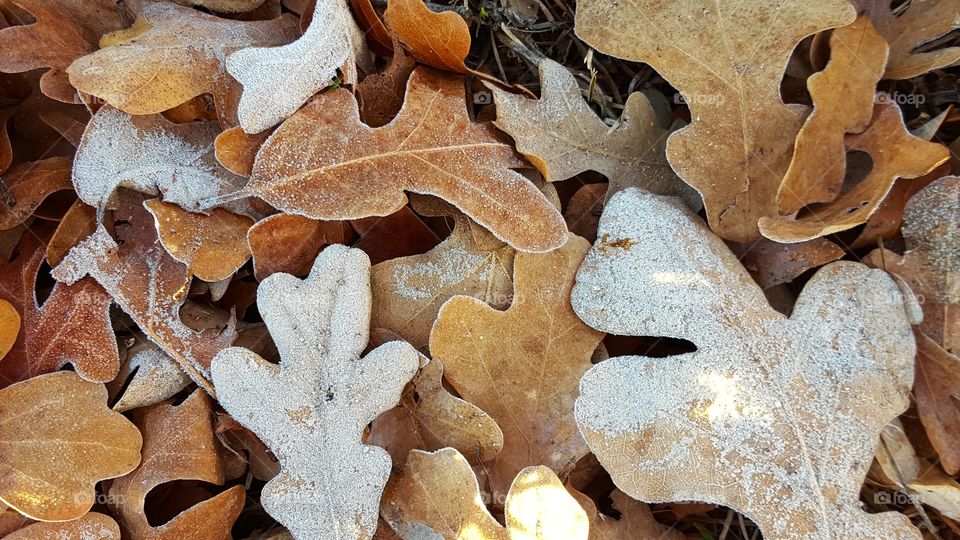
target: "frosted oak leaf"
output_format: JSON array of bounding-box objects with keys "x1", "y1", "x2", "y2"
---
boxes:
[
  {"x1": 571, "y1": 188, "x2": 920, "y2": 539},
  {"x1": 210, "y1": 245, "x2": 419, "y2": 539}
]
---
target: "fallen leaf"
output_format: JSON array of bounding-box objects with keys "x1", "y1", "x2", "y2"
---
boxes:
[
  {"x1": 73, "y1": 106, "x2": 246, "y2": 215},
  {"x1": 368, "y1": 355, "x2": 504, "y2": 465},
  {"x1": 0, "y1": 156, "x2": 73, "y2": 230},
  {"x1": 370, "y1": 202, "x2": 513, "y2": 349},
  {"x1": 0, "y1": 231, "x2": 119, "y2": 385},
  {"x1": 67, "y1": 3, "x2": 297, "y2": 122},
  {"x1": 109, "y1": 390, "x2": 246, "y2": 539},
  {"x1": 912, "y1": 332, "x2": 960, "y2": 476},
  {"x1": 215, "y1": 126, "x2": 271, "y2": 177},
  {"x1": 247, "y1": 213, "x2": 353, "y2": 280},
  {"x1": 351, "y1": 206, "x2": 440, "y2": 263},
  {"x1": 111, "y1": 341, "x2": 191, "y2": 413},
  {"x1": 381, "y1": 447, "x2": 590, "y2": 539},
  {"x1": 227, "y1": 0, "x2": 368, "y2": 132},
  {"x1": 349, "y1": 0, "x2": 393, "y2": 55},
  {"x1": 0, "y1": 299, "x2": 17, "y2": 361},
  {"x1": 0, "y1": 371, "x2": 142, "y2": 521},
  {"x1": 859, "y1": 0, "x2": 960, "y2": 79},
  {"x1": 571, "y1": 187, "x2": 919, "y2": 538},
  {"x1": 52, "y1": 191, "x2": 237, "y2": 395},
  {"x1": 0, "y1": 0, "x2": 125, "y2": 103},
  {"x1": 4, "y1": 512, "x2": 120, "y2": 539},
  {"x1": 430, "y1": 234, "x2": 603, "y2": 495},
  {"x1": 384, "y1": 0, "x2": 470, "y2": 73},
  {"x1": 574, "y1": 0, "x2": 855, "y2": 241},
  {"x1": 210, "y1": 245, "x2": 419, "y2": 539},
  {"x1": 215, "y1": 412, "x2": 279, "y2": 481},
  {"x1": 777, "y1": 15, "x2": 889, "y2": 214},
  {"x1": 215, "y1": 67, "x2": 567, "y2": 253},
  {"x1": 45, "y1": 200, "x2": 97, "y2": 267},
  {"x1": 571, "y1": 488, "x2": 682, "y2": 540},
  {"x1": 144, "y1": 199, "x2": 254, "y2": 282},
  {"x1": 185, "y1": 0, "x2": 271, "y2": 12},
  {"x1": 563, "y1": 182, "x2": 605, "y2": 242},
  {"x1": 735, "y1": 237, "x2": 845, "y2": 289},
  {"x1": 357, "y1": 45, "x2": 416, "y2": 128},
  {"x1": 488, "y1": 59, "x2": 696, "y2": 206},
  {"x1": 760, "y1": 102, "x2": 949, "y2": 242}
]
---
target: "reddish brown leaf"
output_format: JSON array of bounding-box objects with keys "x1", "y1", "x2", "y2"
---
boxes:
[{"x1": 247, "y1": 213, "x2": 354, "y2": 280}]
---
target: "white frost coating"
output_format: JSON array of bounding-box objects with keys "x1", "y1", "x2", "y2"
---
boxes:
[
  {"x1": 571, "y1": 188, "x2": 921, "y2": 539},
  {"x1": 210, "y1": 245, "x2": 419, "y2": 540},
  {"x1": 114, "y1": 343, "x2": 191, "y2": 413},
  {"x1": 901, "y1": 176, "x2": 959, "y2": 306},
  {"x1": 227, "y1": 0, "x2": 366, "y2": 133},
  {"x1": 72, "y1": 107, "x2": 245, "y2": 213}
]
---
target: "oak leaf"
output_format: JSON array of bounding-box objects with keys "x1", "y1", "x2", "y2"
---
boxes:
[
  {"x1": 214, "y1": 126, "x2": 271, "y2": 177},
  {"x1": 430, "y1": 234, "x2": 603, "y2": 496},
  {"x1": 210, "y1": 245, "x2": 419, "y2": 539},
  {"x1": 0, "y1": 299, "x2": 17, "y2": 361},
  {"x1": 571, "y1": 188, "x2": 920, "y2": 539},
  {"x1": 247, "y1": 213, "x2": 353, "y2": 280},
  {"x1": 760, "y1": 102, "x2": 949, "y2": 242},
  {"x1": 356, "y1": 45, "x2": 415, "y2": 128},
  {"x1": 108, "y1": 389, "x2": 245, "y2": 539},
  {"x1": 384, "y1": 0, "x2": 470, "y2": 74},
  {"x1": 859, "y1": 0, "x2": 960, "y2": 79},
  {"x1": 52, "y1": 191, "x2": 237, "y2": 395},
  {"x1": 45, "y1": 200, "x2": 97, "y2": 267},
  {"x1": 381, "y1": 447, "x2": 589, "y2": 539},
  {"x1": 487, "y1": 59, "x2": 697, "y2": 206},
  {"x1": 144, "y1": 199, "x2": 254, "y2": 282},
  {"x1": 351, "y1": 206, "x2": 440, "y2": 263},
  {"x1": 73, "y1": 107, "x2": 247, "y2": 215},
  {"x1": 571, "y1": 488, "x2": 682, "y2": 540},
  {"x1": 226, "y1": 0, "x2": 368, "y2": 133},
  {"x1": 734, "y1": 237, "x2": 844, "y2": 290},
  {"x1": 564, "y1": 182, "x2": 605, "y2": 242},
  {"x1": 777, "y1": 15, "x2": 889, "y2": 215},
  {"x1": 0, "y1": 371, "x2": 142, "y2": 521},
  {"x1": 0, "y1": 157, "x2": 73, "y2": 230},
  {"x1": 215, "y1": 67, "x2": 567, "y2": 253},
  {"x1": 574, "y1": 0, "x2": 855, "y2": 241},
  {"x1": 111, "y1": 341, "x2": 191, "y2": 413},
  {"x1": 4, "y1": 512, "x2": 120, "y2": 539},
  {"x1": 67, "y1": 3, "x2": 299, "y2": 120}
]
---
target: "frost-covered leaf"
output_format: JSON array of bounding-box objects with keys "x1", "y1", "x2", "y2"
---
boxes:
[
  {"x1": 210, "y1": 245, "x2": 419, "y2": 539},
  {"x1": 214, "y1": 67, "x2": 566, "y2": 253},
  {"x1": 0, "y1": 371, "x2": 142, "y2": 521},
  {"x1": 227, "y1": 0, "x2": 368, "y2": 132},
  {"x1": 4, "y1": 512, "x2": 120, "y2": 539},
  {"x1": 0, "y1": 157, "x2": 73, "y2": 230},
  {"x1": 859, "y1": 0, "x2": 960, "y2": 79},
  {"x1": 384, "y1": 0, "x2": 471, "y2": 74},
  {"x1": 574, "y1": 0, "x2": 855, "y2": 241},
  {"x1": 73, "y1": 107, "x2": 246, "y2": 215},
  {"x1": 430, "y1": 235, "x2": 602, "y2": 496},
  {"x1": 108, "y1": 389, "x2": 246, "y2": 539},
  {"x1": 67, "y1": 3, "x2": 298, "y2": 121},
  {"x1": 571, "y1": 188, "x2": 920, "y2": 539},
  {"x1": 570, "y1": 488, "x2": 682, "y2": 540},
  {"x1": 112, "y1": 341, "x2": 191, "y2": 413}
]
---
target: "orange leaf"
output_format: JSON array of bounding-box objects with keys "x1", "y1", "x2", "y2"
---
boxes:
[{"x1": 247, "y1": 213, "x2": 354, "y2": 280}]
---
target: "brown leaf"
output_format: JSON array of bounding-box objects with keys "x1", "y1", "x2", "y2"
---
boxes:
[
  {"x1": 247, "y1": 213, "x2": 353, "y2": 280},
  {"x1": 0, "y1": 232, "x2": 119, "y2": 385},
  {"x1": 214, "y1": 126, "x2": 271, "y2": 177},
  {"x1": 569, "y1": 488, "x2": 682, "y2": 540},
  {"x1": 67, "y1": 3, "x2": 298, "y2": 121},
  {"x1": 144, "y1": 199, "x2": 254, "y2": 282},
  {"x1": 563, "y1": 182, "x2": 605, "y2": 242},
  {"x1": 858, "y1": 0, "x2": 960, "y2": 79},
  {"x1": 0, "y1": 371, "x2": 142, "y2": 521},
  {"x1": 349, "y1": 0, "x2": 393, "y2": 56},
  {"x1": 574, "y1": 0, "x2": 855, "y2": 241},
  {"x1": 430, "y1": 235, "x2": 603, "y2": 495},
  {"x1": 384, "y1": 0, "x2": 470, "y2": 74},
  {"x1": 0, "y1": 157, "x2": 73, "y2": 230},
  {"x1": 357, "y1": 45, "x2": 415, "y2": 128},
  {"x1": 108, "y1": 390, "x2": 246, "y2": 539},
  {"x1": 217, "y1": 67, "x2": 567, "y2": 253},
  {"x1": 215, "y1": 412, "x2": 279, "y2": 481},
  {"x1": 571, "y1": 188, "x2": 919, "y2": 538},
  {"x1": 488, "y1": 59, "x2": 697, "y2": 207},
  {"x1": 777, "y1": 15, "x2": 889, "y2": 215},
  {"x1": 381, "y1": 448, "x2": 590, "y2": 539},
  {"x1": 45, "y1": 200, "x2": 96, "y2": 267},
  {"x1": 913, "y1": 331, "x2": 960, "y2": 476},
  {"x1": 52, "y1": 191, "x2": 237, "y2": 394},
  {"x1": 370, "y1": 201, "x2": 513, "y2": 349},
  {"x1": 351, "y1": 205, "x2": 440, "y2": 263},
  {"x1": 4, "y1": 512, "x2": 120, "y2": 539},
  {"x1": 0, "y1": 299, "x2": 17, "y2": 361},
  {"x1": 735, "y1": 237, "x2": 845, "y2": 289},
  {"x1": 0, "y1": 0, "x2": 125, "y2": 103},
  {"x1": 111, "y1": 341, "x2": 191, "y2": 413},
  {"x1": 760, "y1": 102, "x2": 949, "y2": 242}
]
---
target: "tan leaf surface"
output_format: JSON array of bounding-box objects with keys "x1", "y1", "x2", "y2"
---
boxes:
[
  {"x1": 0, "y1": 299, "x2": 17, "y2": 361},
  {"x1": 45, "y1": 200, "x2": 97, "y2": 267},
  {"x1": 371, "y1": 202, "x2": 514, "y2": 349},
  {"x1": 111, "y1": 341, "x2": 191, "y2": 413},
  {"x1": 760, "y1": 102, "x2": 949, "y2": 242},
  {"x1": 0, "y1": 371, "x2": 142, "y2": 521},
  {"x1": 109, "y1": 390, "x2": 246, "y2": 539},
  {"x1": 571, "y1": 188, "x2": 919, "y2": 539},
  {"x1": 735, "y1": 237, "x2": 845, "y2": 289},
  {"x1": 52, "y1": 191, "x2": 237, "y2": 395},
  {"x1": 210, "y1": 245, "x2": 419, "y2": 539},
  {"x1": 226, "y1": 0, "x2": 367, "y2": 133},
  {"x1": 215, "y1": 126, "x2": 271, "y2": 177},
  {"x1": 369, "y1": 355, "x2": 504, "y2": 465},
  {"x1": 247, "y1": 213, "x2": 353, "y2": 280},
  {"x1": 381, "y1": 447, "x2": 589, "y2": 539},
  {"x1": 220, "y1": 67, "x2": 567, "y2": 253},
  {"x1": 73, "y1": 106, "x2": 246, "y2": 214},
  {"x1": 0, "y1": 157, "x2": 73, "y2": 230},
  {"x1": 144, "y1": 199, "x2": 254, "y2": 282},
  {"x1": 430, "y1": 234, "x2": 603, "y2": 495},
  {"x1": 859, "y1": 0, "x2": 960, "y2": 79},
  {"x1": 570, "y1": 488, "x2": 681, "y2": 540},
  {"x1": 0, "y1": 0, "x2": 125, "y2": 103},
  {"x1": 357, "y1": 45, "x2": 415, "y2": 128},
  {"x1": 384, "y1": 0, "x2": 472, "y2": 73},
  {"x1": 777, "y1": 15, "x2": 889, "y2": 214},
  {"x1": 4, "y1": 512, "x2": 120, "y2": 539},
  {"x1": 574, "y1": 0, "x2": 855, "y2": 241},
  {"x1": 0, "y1": 231, "x2": 119, "y2": 385},
  {"x1": 67, "y1": 3, "x2": 298, "y2": 120},
  {"x1": 564, "y1": 182, "x2": 605, "y2": 242},
  {"x1": 488, "y1": 59, "x2": 696, "y2": 206}
]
